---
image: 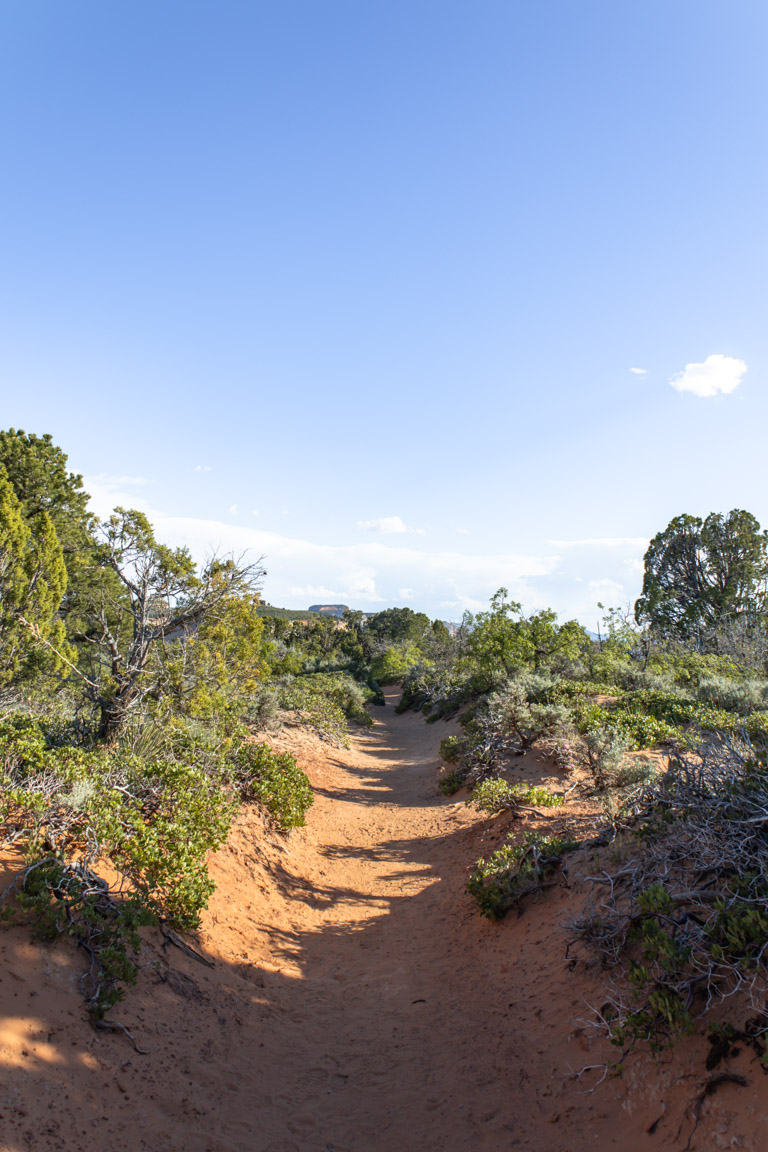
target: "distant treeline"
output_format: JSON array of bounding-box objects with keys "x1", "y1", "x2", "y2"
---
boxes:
[{"x1": 256, "y1": 605, "x2": 321, "y2": 621}]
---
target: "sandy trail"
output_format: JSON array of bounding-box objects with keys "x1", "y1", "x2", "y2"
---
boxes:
[{"x1": 2, "y1": 691, "x2": 767, "y2": 1151}]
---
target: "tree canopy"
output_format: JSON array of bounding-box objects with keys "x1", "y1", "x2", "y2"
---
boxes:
[
  {"x1": 75, "y1": 507, "x2": 264, "y2": 739},
  {"x1": 0, "y1": 428, "x2": 102, "y2": 629},
  {"x1": 460, "y1": 588, "x2": 588, "y2": 689},
  {"x1": 0, "y1": 465, "x2": 68, "y2": 685},
  {"x1": 635, "y1": 510, "x2": 768, "y2": 644}
]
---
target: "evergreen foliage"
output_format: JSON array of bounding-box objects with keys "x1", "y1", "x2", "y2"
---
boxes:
[
  {"x1": 636, "y1": 510, "x2": 768, "y2": 645},
  {"x1": 0, "y1": 465, "x2": 68, "y2": 685}
]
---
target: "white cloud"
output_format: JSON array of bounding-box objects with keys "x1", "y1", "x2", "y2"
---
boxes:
[
  {"x1": 194, "y1": 464, "x2": 212, "y2": 472},
  {"x1": 358, "y1": 515, "x2": 424, "y2": 535},
  {"x1": 115, "y1": 507, "x2": 558, "y2": 612},
  {"x1": 588, "y1": 578, "x2": 626, "y2": 599},
  {"x1": 87, "y1": 473, "x2": 147, "y2": 486},
  {"x1": 346, "y1": 569, "x2": 383, "y2": 601},
  {"x1": 630, "y1": 367, "x2": 647, "y2": 375},
  {"x1": 669, "y1": 353, "x2": 747, "y2": 398},
  {"x1": 251, "y1": 509, "x2": 259, "y2": 516},
  {"x1": 289, "y1": 584, "x2": 339, "y2": 600},
  {"x1": 456, "y1": 527, "x2": 469, "y2": 535},
  {"x1": 548, "y1": 537, "x2": 648, "y2": 550},
  {"x1": 439, "y1": 586, "x2": 486, "y2": 614},
  {"x1": 81, "y1": 493, "x2": 650, "y2": 625},
  {"x1": 229, "y1": 504, "x2": 239, "y2": 516},
  {"x1": 82, "y1": 475, "x2": 152, "y2": 518}
]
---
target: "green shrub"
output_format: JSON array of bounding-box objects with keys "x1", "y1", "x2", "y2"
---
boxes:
[
  {"x1": 278, "y1": 671, "x2": 375, "y2": 743},
  {"x1": 231, "y1": 741, "x2": 313, "y2": 829},
  {"x1": 466, "y1": 832, "x2": 577, "y2": 919},
  {"x1": 746, "y1": 711, "x2": 768, "y2": 745},
  {"x1": 0, "y1": 722, "x2": 247, "y2": 1020},
  {"x1": 439, "y1": 735, "x2": 469, "y2": 763},
  {"x1": 486, "y1": 681, "x2": 574, "y2": 750},
  {"x1": 370, "y1": 641, "x2": 424, "y2": 685},
  {"x1": 396, "y1": 664, "x2": 470, "y2": 719},
  {"x1": 438, "y1": 766, "x2": 468, "y2": 795},
  {"x1": 697, "y1": 676, "x2": 768, "y2": 715},
  {"x1": 12, "y1": 858, "x2": 153, "y2": 1018},
  {"x1": 468, "y1": 778, "x2": 563, "y2": 814},
  {"x1": 575, "y1": 736, "x2": 768, "y2": 1055}
]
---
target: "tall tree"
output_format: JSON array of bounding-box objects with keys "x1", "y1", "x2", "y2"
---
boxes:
[
  {"x1": 635, "y1": 510, "x2": 768, "y2": 644},
  {"x1": 75, "y1": 508, "x2": 264, "y2": 740},
  {"x1": 0, "y1": 465, "x2": 68, "y2": 685},
  {"x1": 0, "y1": 429, "x2": 98, "y2": 625}
]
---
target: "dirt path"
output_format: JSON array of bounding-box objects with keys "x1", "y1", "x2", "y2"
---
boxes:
[
  {"x1": 3, "y1": 692, "x2": 767, "y2": 1151},
  {"x1": 178, "y1": 689, "x2": 620, "y2": 1152}
]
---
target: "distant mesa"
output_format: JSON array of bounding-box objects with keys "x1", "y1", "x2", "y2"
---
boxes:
[{"x1": 308, "y1": 604, "x2": 350, "y2": 619}]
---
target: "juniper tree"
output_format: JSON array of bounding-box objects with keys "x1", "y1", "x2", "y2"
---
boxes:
[
  {"x1": 71, "y1": 508, "x2": 264, "y2": 740},
  {"x1": 0, "y1": 465, "x2": 68, "y2": 686}
]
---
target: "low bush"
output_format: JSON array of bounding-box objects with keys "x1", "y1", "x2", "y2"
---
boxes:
[
  {"x1": 696, "y1": 676, "x2": 768, "y2": 715},
  {"x1": 0, "y1": 714, "x2": 313, "y2": 1019},
  {"x1": 584, "y1": 727, "x2": 633, "y2": 789},
  {"x1": 277, "y1": 671, "x2": 375, "y2": 744},
  {"x1": 609, "y1": 756, "x2": 659, "y2": 790},
  {"x1": 484, "y1": 681, "x2": 575, "y2": 752},
  {"x1": 439, "y1": 735, "x2": 469, "y2": 764},
  {"x1": 570, "y1": 735, "x2": 768, "y2": 1055},
  {"x1": 396, "y1": 664, "x2": 470, "y2": 719},
  {"x1": 438, "y1": 766, "x2": 468, "y2": 795},
  {"x1": 467, "y1": 832, "x2": 577, "y2": 919},
  {"x1": 230, "y1": 741, "x2": 313, "y2": 829},
  {"x1": 468, "y1": 777, "x2": 563, "y2": 814}
]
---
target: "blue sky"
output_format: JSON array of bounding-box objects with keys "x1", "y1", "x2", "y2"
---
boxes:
[{"x1": 2, "y1": 1, "x2": 766, "y2": 625}]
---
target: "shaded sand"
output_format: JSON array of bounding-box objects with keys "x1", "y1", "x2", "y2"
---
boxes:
[{"x1": 3, "y1": 689, "x2": 768, "y2": 1151}]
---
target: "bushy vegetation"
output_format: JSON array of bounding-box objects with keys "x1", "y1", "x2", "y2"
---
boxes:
[
  {"x1": 466, "y1": 832, "x2": 577, "y2": 920},
  {"x1": 568, "y1": 736, "x2": 768, "y2": 1056},
  {"x1": 0, "y1": 709, "x2": 312, "y2": 1018},
  {"x1": 467, "y1": 777, "x2": 563, "y2": 814}
]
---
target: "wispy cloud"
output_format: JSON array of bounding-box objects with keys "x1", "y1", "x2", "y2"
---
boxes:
[
  {"x1": 114, "y1": 506, "x2": 558, "y2": 613},
  {"x1": 82, "y1": 475, "x2": 152, "y2": 518},
  {"x1": 548, "y1": 537, "x2": 648, "y2": 550},
  {"x1": 229, "y1": 504, "x2": 239, "y2": 515},
  {"x1": 456, "y1": 527, "x2": 469, "y2": 535},
  {"x1": 194, "y1": 464, "x2": 212, "y2": 472},
  {"x1": 589, "y1": 578, "x2": 626, "y2": 599},
  {"x1": 670, "y1": 353, "x2": 747, "y2": 398},
  {"x1": 357, "y1": 515, "x2": 425, "y2": 535},
  {"x1": 81, "y1": 494, "x2": 649, "y2": 624},
  {"x1": 86, "y1": 473, "x2": 147, "y2": 487},
  {"x1": 630, "y1": 367, "x2": 647, "y2": 375}
]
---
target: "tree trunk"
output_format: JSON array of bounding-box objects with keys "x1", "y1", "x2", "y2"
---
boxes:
[{"x1": 97, "y1": 684, "x2": 139, "y2": 742}]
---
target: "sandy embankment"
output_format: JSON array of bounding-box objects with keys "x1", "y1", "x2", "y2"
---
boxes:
[{"x1": 2, "y1": 690, "x2": 768, "y2": 1151}]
